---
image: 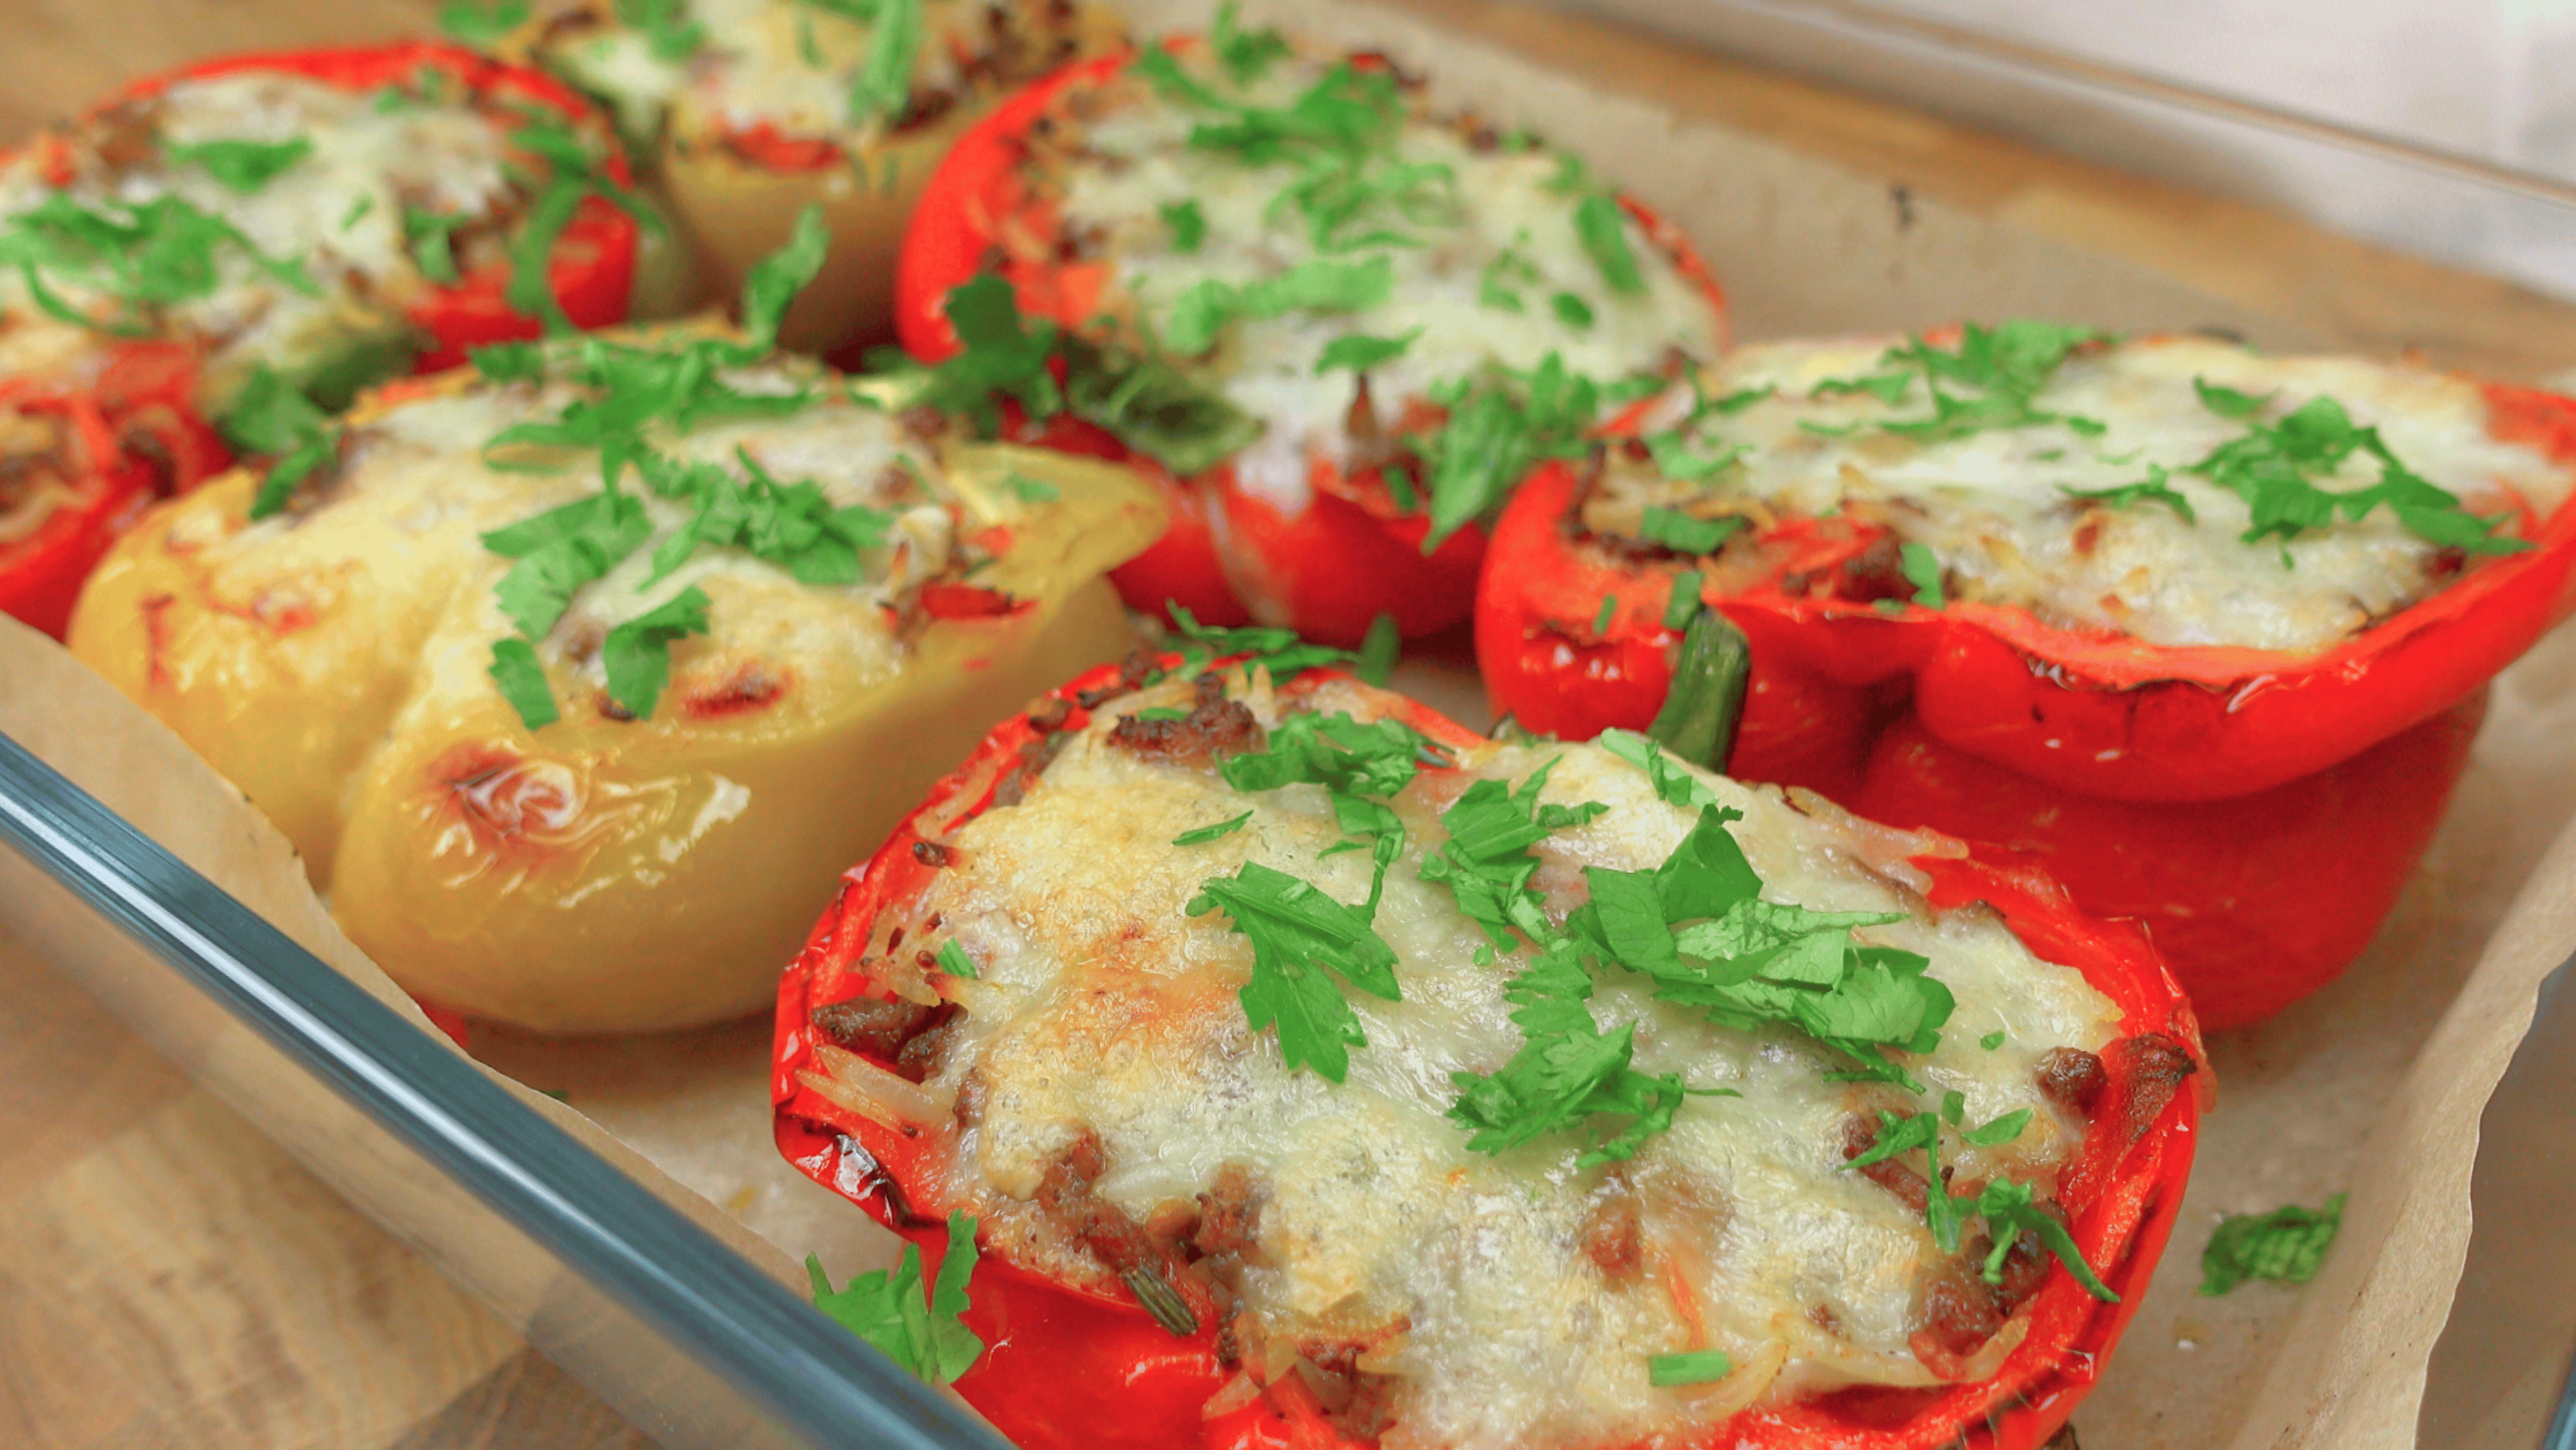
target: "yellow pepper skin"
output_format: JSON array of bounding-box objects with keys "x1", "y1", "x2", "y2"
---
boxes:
[{"x1": 70, "y1": 362, "x2": 1164, "y2": 1032}]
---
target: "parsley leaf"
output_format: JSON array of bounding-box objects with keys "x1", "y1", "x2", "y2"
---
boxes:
[
  {"x1": 486, "y1": 638, "x2": 559, "y2": 731},
  {"x1": 1174, "y1": 810, "x2": 1255, "y2": 846},
  {"x1": 1446, "y1": 935, "x2": 1698, "y2": 1167},
  {"x1": 1572, "y1": 192, "x2": 1644, "y2": 296},
  {"x1": 1189, "y1": 862, "x2": 1401, "y2": 1081},
  {"x1": 1635, "y1": 507, "x2": 1742, "y2": 555},
  {"x1": 1643, "y1": 431, "x2": 1745, "y2": 483},
  {"x1": 600, "y1": 585, "x2": 710, "y2": 720},
  {"x1": 484, "y1": 492, "x2": 653, "y2": 640},
  {"x1": 439, "y1": 0, "x2": 532, "y2": 40},
  {"x1": 2062, "y1": 463, "x2": 2196, "y2": 523},
  {"x1": 806, "y1": 1212, "x2": 985, "y2": 1384},
  {"x1": 1164, "y1": 256, "x2": 1395, "y2": 355},
  {"x1": 2192, "y1": 375, "x2": 2271, "y2": 419},
  {"x1": 2188, "y1": 394, "x2": 2528, "y2": 555},
  {"x1": 1980, "y1": 1028, "x2": 2007, "y2": 1050},
  {"x1": 1860, "y1": 321, "x2": 2109, "y2": 443},
  {"x1": 1416, "y1": 353, "x2": 1607, "y2": 548},
  {"x1": 2199, "y1": 1193, "x2": 2345, "y2": 1296},
  {"x1": 1315, "y1": 328, "x2": 1419, "y2": 376},
  {"x1": 1160, "y1": 198, "x2": 1207, "y2": 253},
  {"x1": 1899, "y1": 542, "x2": 1944, "y2": 607},
  {"x1": 0, "y1": 193, "x2": 316, "y2": 337},
  {"x1": 1355, "y1": 612, "x2": 1400, "y2": 685},
  {"x1": 1963, "y1": 1107, "x2": 2032, "y2": 1145},
  {"x1": 222, "y1": 366, "x2": 343, "y2": 520},
  {"x1": 738, "y1": 203, "x2": 832, "y2": 356},
  {"x1": 1811, "y1": 371, "x2": 1913, "y2": 406},
  {"x1": 1421, "y1": 761, "x2": 1604, "y2": 949},
  {"x1": 163, "y1": 137, "x2": 311, "y2": 193},
  {"x1": 403, "y1": 206, "x2": 468, "y2": 286},
  {"x1": 1164, "y1": 602, "x2": 1355, "y2": 681},
  {"x1": 848, "y1": 0, "x2": 925, "y2": 123},
  {"x1": 935, "y1": 941, "x2": 979, "y2": 978},
  {"x1": 1646, "y1": 1349, "x2": 1733, "y2": 1387},
  {"x1": 1211, "y1": 1, "x2": 1292, "y2": 83}
]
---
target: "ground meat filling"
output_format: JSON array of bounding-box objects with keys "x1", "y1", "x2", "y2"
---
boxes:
[
  {"x1": 1105, "y1": 674, "x2": 1264, "y2": 765},
  {"x1": 2036, "y1": 1046, "x2": 2109, "y2": 1114}
]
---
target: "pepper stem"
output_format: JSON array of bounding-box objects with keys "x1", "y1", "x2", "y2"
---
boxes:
[{"x1": 1646, "y1": 608, "x2": 1751, "y2": 774}]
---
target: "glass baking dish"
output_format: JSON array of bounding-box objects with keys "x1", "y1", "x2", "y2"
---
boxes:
[{"x1": 6, "y1": 1, "x2": 2576, "y2": 1446}]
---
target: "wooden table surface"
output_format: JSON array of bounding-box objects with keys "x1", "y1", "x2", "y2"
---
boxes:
[{"x1": 6, "y1": 1, "x2": 2575, "y2": 1448}]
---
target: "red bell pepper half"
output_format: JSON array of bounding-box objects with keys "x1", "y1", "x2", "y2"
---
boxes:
[
  {"x1": 0, "y1": 382, "x2": 157, "y2": 639},
  {"x1": 0, "y1": 42, "x2": 643, "y2": 637},
  {"x1": 894, "y1": 48, "x2": 1728, "y2": 646},
  {"x1": 774, "y1": 651, "x2": 2206, "y2": 1450},
  {"x1": 1475, "y1": 383, "x2": 2576, "y2": 1028},
  {"x1": 113, "y1": 41, "x2": 644, "y2": 370}
]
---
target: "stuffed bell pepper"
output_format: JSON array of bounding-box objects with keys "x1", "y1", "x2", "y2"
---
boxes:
[
  {"x1": 490, "y1": 0, "x2": 1122, "y2": 353},
  {"x1": 775, "y1": 640, "x2": 2206, "y2": 1450},
  {"x1": 1477, "y1": 327, "x2": 2576, "y2": 1026},
  {"x1": 66, "y1": 225, "x2": 1165, "y2": 1032},
  {"x1": 896, "y1": 16, "x2": 1728, "y2": 644},
  {"x1": 0, "y1": 40, "x2": 677, "y2": 636}
]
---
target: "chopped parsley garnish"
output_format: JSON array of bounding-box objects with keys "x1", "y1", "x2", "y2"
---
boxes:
[
  {"x1": 1848, "y1": 1109, "x2": 2117, "y2": 1300},
  {"x1": 2199, "y1": 1193, "x2": 2345, "y2": 1296},
  {"x1": 1980, "y1": 1028, "x2": 2007, "y2": 1050},
  {"x1": 1354, "y1": 611, "x2": 1400, "y2": 685},
  {"x1": 1899, "y1": 542, "x2": 1944, "y2": 607},
  {"x1": 403, "y1": 206, "x2": 469, "y2": 286},
  {"x1": 0, "y1": 192, "x2": 316, "y2": 337},
  {"x1": 1550, "y1": 291, "x2": 1594, "y2": 329},
  {"x1": 223, "y1": 366, "x2": 342, "y2": 520},
  {"x1": 2192, "y1": 375, "x2": 2270, "y2": 419},
  {"x1": 496, "y1": 108, "x2": 662, "y2": 332},
  {"x1": 601, "y1": 585, "x2": 711, "y2": 720},
  {"x1": 438, "y1": 0, "x2": 532, "y2": 41},
  {"x1": 1189, "y1": 861, "x2": 1401, "y2": 1082},
  {"x1": 1163, "y1": 255, "x2": 1394, "y2": 355},
  {"x1": 163, "y1": 137, "x2": 311, "y2": 193},
  {"x1": 935, "y1": 941, "x2": 980, "y2": 978},
  {"x1": 1314, "y1": 328, "x2": 1418, "y2": 376},
  {"x1": 1160, "y1": 198, "x2": 1207, "y2": 253},
  {"x1": 470, "y1": 211, "x2": 847, "y2": 728},
  {"x1": 1810, "y1": 371, "x2": 1912, "y2": 405},
  {"x1": 1417, "y1": 353, "x2": 1616, "y2": 548},
  {"x1": 1634, "y1": 507, "x2": 1741, "y2": 555},
  {"x1": 806, "y1": 1212, "x2": 984, "y2": 1384},
  {"x1": 2063, "y1": 463, "x2": 2197, "y2": 522},
  {"x1": 1162, "y1": 601, "x2": 1356, "y2": 682},
  {"x1": 2187, "y1": 393, "x2": 2527, "y2": 554},
  {"x1": 1173, "y1": 810, "x2": 1255, "y2": 846},
  {"x1": 1646, "y1": 1349, "x2": 1732, "y2": 1386},
  {"x1": 847, "y1": 0, "x2": 924, "y2": 124},
  {"x1": 486, "y1": 638, "x2": 558, "y2": 731},
  {"x1": 623, "y1": 0, "x2": 709, "y2": 60},
  {"x1": 1571, "y1": 192, "x2": 1645, "y2": 296},
  {"x1": 1591, "y1": 594, "x2": 1617, "y2": 635}
]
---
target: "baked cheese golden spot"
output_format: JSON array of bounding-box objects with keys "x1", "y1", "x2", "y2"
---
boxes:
[
  {"x1": 535, "y1": 0, "x2": 1105, "y2": 151},
  {"x1": 1033, "y1": 48, "x2": 1723, "y2": 514},
  {"x1": 0, "y1": 71, "x2": 534, "y2": 396},
  {"x1": 850, "y1": 670, "x2": 2120, "y2": 1450},
  {"x1": 1586, "y1": 335, "x2": 2571, "y2": 653}
]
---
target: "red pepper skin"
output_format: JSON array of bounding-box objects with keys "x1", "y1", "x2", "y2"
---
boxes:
[
  {"x1": 0, "y1": 385, "x2": 157, "y2": 639},
  {"x1": 775, "y1": 654, "x2": 2206, "y2": 1450},
  {"x1": 1477, "y1": 383, "x2": 2576, "y2": 1024},
  {"x1": 1848, "y1": 687, "x2": 2486, "y2": 1031},
  {"x1": 98, "y1": 42, "x2": 641, "y2": 370},
  {"x1": 894, "y1": 48, "x2": 1727, "y2": 646}
]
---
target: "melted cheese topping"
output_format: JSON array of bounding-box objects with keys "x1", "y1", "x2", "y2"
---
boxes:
[
  {"x1": 0, "y1": 72, "x2": 544, "y2": 395},
  {"x1": 892, "y1": 675, "x2": 2121, "y2": 1450},
  {"x1": 192, "y1": 356, "x2": 1023, "y2": 703},
  {"x1": 1039, "y1": 50, "x2": 1723, "y2": 513},
  {"x1": 539, "y1": 0, "x2": 1097, "y2": 147},
  {"x1": 1590, "y1": 336, "x2": 2571, "y2": 653}
]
